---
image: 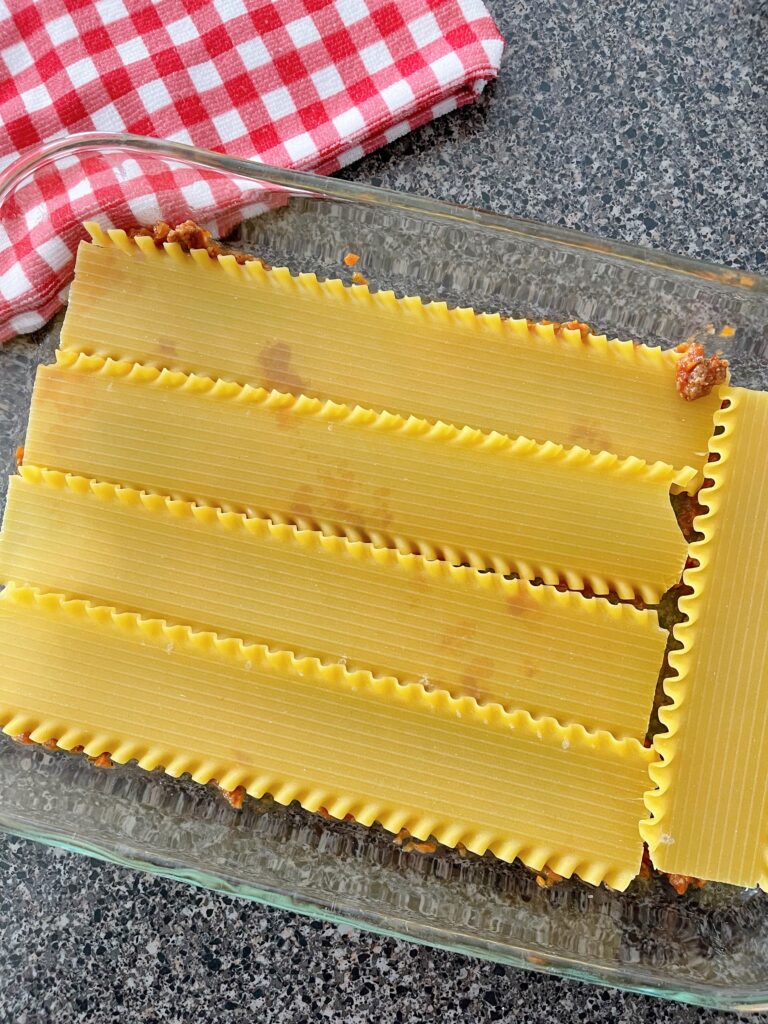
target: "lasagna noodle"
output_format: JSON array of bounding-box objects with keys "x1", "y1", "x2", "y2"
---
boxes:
[
  {"x1": 59, "y1": 227, "x2": 721, "y2": 476},
  {"x1": 0, "y1": 468, "x2": 666, "y2": 737},
  {"x1": 642, "y1": 388, "x2": 768, "y2": 886},
  {"x1": 0, "y1": 584, "x2": 654, "y2": 890},
  {"x1": 25, "y1": 351, "x2": 691, "y2": 600}
]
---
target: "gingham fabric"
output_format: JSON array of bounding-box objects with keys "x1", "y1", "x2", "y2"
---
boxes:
[{"x1": 0, "y1": 0, "x2": 504, "y2": 341}]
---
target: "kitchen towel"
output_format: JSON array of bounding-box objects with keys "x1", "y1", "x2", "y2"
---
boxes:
[{"x1": 0, "y1": 0, "x2": 504, "y2": 341}]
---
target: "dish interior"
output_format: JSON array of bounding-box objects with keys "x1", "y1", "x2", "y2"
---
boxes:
[{"x1": 2, "y1": 138, "x2": 768, "y2": 1011}]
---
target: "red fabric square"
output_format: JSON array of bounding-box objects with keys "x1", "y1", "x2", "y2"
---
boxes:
[
  {"x1": 12, "y1": 4, "x2": 43, "y2": 36},
  {"x1": 371, "y1": 4, "x2": 406, "y2": 36},
  {"x1": 153, "y1": 47, "x2": 185, "y2": 76},
  {"x1": 81, "y1": 25, "x2": 115, "y2": 53},
  {"x1": 175, "y1": 92, "x2": 209, "y2": 125},
  {"x1": 225, "y1": 72, "x2": 259, "y2": 107},
  {"x1": 200, "y1": 23, "x2": 233, "y2": 57},
  {"x1": 298, "y1": 100, "x2": 327, "y2": 131},
  {"x1": 274, "y1": 51, "x2": 308, "y2": 85},
  {"x1": 131, "y1": 5, "x2": 164, "y2": 34},
  {"x1": 249, "y1": 5, "x2": 284, "y2": 34},
  {"x1": 35, "y1": 49, "x2": 65, "y2": 81}
]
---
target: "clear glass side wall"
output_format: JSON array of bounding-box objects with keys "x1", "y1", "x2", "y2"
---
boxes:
[{"x1": 1, "y1": 135, "x2": 768, "y2": 1012}]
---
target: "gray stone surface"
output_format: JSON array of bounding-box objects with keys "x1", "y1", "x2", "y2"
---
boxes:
[
  {"x1": 340, "y1": 0, "x2": 767, "y2": 272},
  {"x1": 1, "y1": 1, "x2": 766, "y2": 1021}
]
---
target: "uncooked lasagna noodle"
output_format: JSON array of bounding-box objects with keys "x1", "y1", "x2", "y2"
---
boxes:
[
  {"x1": 24, "y1": 350, "x2": 691, "y2": 600},
  {"x1": 0, "y1": 468, "x2": 666, "y2": 738},
  {"x1": 59, "y1": 226, "x2": 721, "y2": 477},
  {"x1": 643, "y1": 387, "x2": 768, "y2": 887},
  {"x1": 0, "y1": 584, "x2": 654, "y2": 890}
]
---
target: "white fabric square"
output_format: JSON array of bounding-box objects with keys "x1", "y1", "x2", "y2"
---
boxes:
[
  {"x1": 127, "y1": 193, "x2": 163, "y2": 224},
  {"x1": 2, "y1": 41, "x2": 33, "y2": 73},
  {"x1": 188, "y1": 60, "x2": 224, "y2": 94},
  {"x1": 168, "y1": 127, "x2": 194, "y2": 145},
  {"x1": 334, "y1": 0, "x2": 369, "y2": 27},
  {"x1": 46, "y1": 13, "x2": 78, "y2": 45},
  {"x1": 380, "y1": 80, "x2": 415, "y2": 114},
  {"x1": 68, "y1": 179, "x2": 93, "y2": 202},
  {"x1": 24, "y1": 203, "x2": 48, "y2": 230},
  {"x1": 20, "y1": 84, "x2": 52, "y2": 114},
  {"x1": 457, "y1": 0, "x2": 486, "y2": 21},
  {"x1": 52, "y1": 155, "x2": 79, "y2": 172},
  {"x1": 481, "y1": 38, "x2": 504, "y2": 65},
  {"x1": 0, "y1": 264, "x2": 31, "y2": 302},
  {"x1": 95, "y1": 0, "x2": 128, "y2": 25},
  {"x1": 213, "y1": 0, "x2": 247, "y2": 18},
  {"x1": 234, "y1": 177, "x2": 260, "y2": 192},
  {"x1": 117, "y1": 37, "x2": 149, "y2": 65},
  {"x1": 359, "y1": 41, "x2": 393, "y2": 74},
  {"x1": 431, "y1": 96, "x2": 457, "y2": 119},
  {"x1": 113, "y1": 158, "x2": 144, "y2": 184},
  {"x1": 37, "y1": 235, "x2": 72, "y2": 272},
  {"x1": 262, "y1": 85, "x2": 296, "y2": 120},
  {"x1": 237, "y1": 37, "x2": 270, "y2": 70},
  {"x1": 181, "y1": 180, "x2": 217, "y2": 210},
  {"x1": 67, "y1": 57, "x2": 99, "y2": 88},
  {"x1": 283, "y1": 132, "x2": 319, "y2": 162},
  {"x1": 285, "y1": 15, "x2": 321, "y2": 47},
  {"x1": 430, "y1": 52, "x2": 464, "y2": 86},
  {"x1": 408, "y1": 12, "x2": 442, "y2": 48},
  {"x1": 384, "y1": 119, "x2": 409, "y2": 143},
  {"x1": 311, "y1": 65, "x2": 344, "y2": 99},
  {"x1": 166, "y1": 15, "x2": 198, "y2": 46},
  {"x1": 338, "y1": 144, "x2": 364, "y2": 167},
  {"x1": 213, "y1": 109, "x2": 248, "y2": 143},
  {"x1": 332, "y1": 107, "x2": 365, "y2": 137},
  {"x1": 137, "y1": 80, "x2": 173, "y2": 115},
  {"x1": 90, "y1": 102, "x2": 122, "y2": 131},
  {"x1": 10, "y1": 311, "x2": 46, "y2": 335}
]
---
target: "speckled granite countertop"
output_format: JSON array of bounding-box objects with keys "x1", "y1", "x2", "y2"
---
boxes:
[{"x1": 1, "y1": 2, "x2": 766, "y2": 1021}]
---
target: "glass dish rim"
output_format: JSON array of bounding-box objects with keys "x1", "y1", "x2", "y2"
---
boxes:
[
  {"x1": 3, "y1": 808, "x2": 766, "y2": 1016},
  {"x1": 2, "y1": 130, "x2": 768, "y2": 1015},
  {"x1": 1, "y1": 130, "x2": 765, "y2": 299}
]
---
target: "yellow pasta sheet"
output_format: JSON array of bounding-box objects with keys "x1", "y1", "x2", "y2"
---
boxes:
[
  {"x1": 26, "y1": 351, "x2": 690, "y2": 600},
  {"x1": 642, "y1": 388, "x2": 768, "y2": 886},
  {"x1": 0, "y1": 584, "x2": 654, "y2": 889},
  {"x1": 0, "y1": 468, "x2": 666, "y2": 737},
  {"x1": 60, "y1": 227, "x2": 721, "y2": 476}
]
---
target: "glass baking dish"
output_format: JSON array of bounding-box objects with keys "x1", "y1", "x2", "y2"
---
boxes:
[{"x1": 1, "y1": 133, "x2": 767, "y2": 1013}]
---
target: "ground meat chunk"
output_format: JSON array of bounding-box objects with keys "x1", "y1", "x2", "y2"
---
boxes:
[
  {"x1": 128, "y1": 220, "x2": 267, "y2": 267},
  {"x1": 675, "y1": 342, "x2": 729, "y2": 401},
  {"x1": 666, "y1": 873, "x2": 706, "y2": 895},
  {"x1": 672, "y1": 490, "x2": 708, "y2": 542},
  {"x1": 527, "y1": 318, "x2": 592, "y2": 341},
  {"x1": 221, "y1": 785, "x2": 246, "y2": 810}
]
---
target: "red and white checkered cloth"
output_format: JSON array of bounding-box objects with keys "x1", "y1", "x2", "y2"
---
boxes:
[{"x1": 0, "y1": 0, "x2": 503, "y2": 342}]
